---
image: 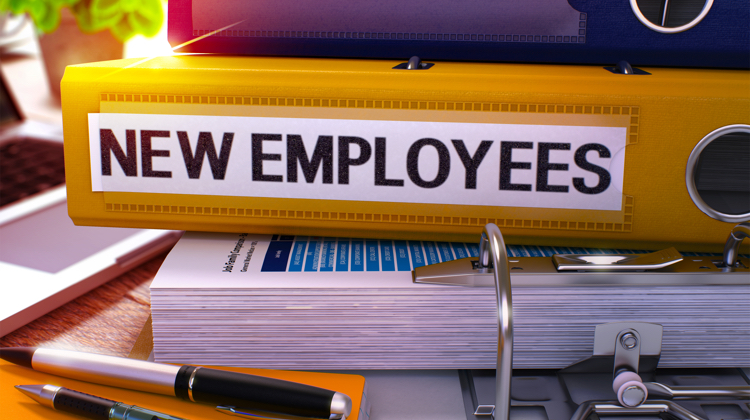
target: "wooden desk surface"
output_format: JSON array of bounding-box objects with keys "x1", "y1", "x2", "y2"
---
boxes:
[{"x1": 0, "y1": 253, "x2": 167, "y2": 356}]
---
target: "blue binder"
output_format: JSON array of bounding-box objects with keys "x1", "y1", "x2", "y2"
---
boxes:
[{"x1": 169, "y1": 0, "x2": 749, "y2": 68}]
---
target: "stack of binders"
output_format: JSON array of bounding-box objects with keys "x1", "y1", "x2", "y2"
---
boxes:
[{"x1": 60, "y1": 0, "x2": 749, "y2": 377}]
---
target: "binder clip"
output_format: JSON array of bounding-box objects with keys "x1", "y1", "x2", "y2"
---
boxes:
[{"x1": 414, "y1": 223, "x2": 750, "y2": 420}]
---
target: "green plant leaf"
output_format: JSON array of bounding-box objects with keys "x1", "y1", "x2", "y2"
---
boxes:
[
  {"x1": 2, "y1": 0, "x2": 48, "y2": 30},
  {"x1": 119, "y1": 0, "x2": 138, "y2": 13},
  {"x1": 28, "y1": 1, "x2": 61, "y2": 33},
  {"x1": 110, "y1": 14, "x2": 133, "y2": 41},
  {"x1": 126, "y1": 0, "x2": 162, "y2": 37},
  {"x1": 70, "y1": 1, "x2": 95, "y2": 31},
  {"x1": 3, "y1": 0, "x2": 164, "y2": 36},
  {"x1": 6, "y1": 0, "x2": 28, "y2": 14},
  {"x1": 23, "y1": 1, "x2": 44, "y2": 20},
  {"x1": 90, "y1": 0, "x2": 119, "y2": 19},
  {"x1": 72, "y1": 0, "x2": 121, "y2": 32},
  {"x1": 93, "y1": 9, "x2": 122, "y2": 30},
  {"x1": 37, "y1": 9, "x2": 61, "y2": 32}
]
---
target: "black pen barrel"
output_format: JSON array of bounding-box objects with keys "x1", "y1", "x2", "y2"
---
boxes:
[
  {"x1": 54, "y1": 387, "x2": 118, "y2": 420},
  {"x1": 176, "y1": 366, "x2": 335, "y2": 419}
]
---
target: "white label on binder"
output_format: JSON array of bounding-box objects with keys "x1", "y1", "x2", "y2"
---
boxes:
[{"x1": 89, "y1": 113, "x2": 627, "y2": 211}]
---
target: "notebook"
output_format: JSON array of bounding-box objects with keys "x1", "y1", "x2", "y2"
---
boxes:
[{"x1": 0, "y1": 69, "x2": 182, "y2": 335}]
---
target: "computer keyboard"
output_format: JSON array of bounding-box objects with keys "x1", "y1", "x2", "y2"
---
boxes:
[{"x1": 0, "y1": 138, "x2": 65, "y2": 207}]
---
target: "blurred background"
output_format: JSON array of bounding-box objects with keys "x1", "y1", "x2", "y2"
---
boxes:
[{"x1": 1, "y1": 1, "x2": 171, "y2": 125}]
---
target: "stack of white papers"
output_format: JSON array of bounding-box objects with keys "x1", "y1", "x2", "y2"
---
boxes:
[{"x1": 150, "y1": 232, "x2": 750, "y2": 370}]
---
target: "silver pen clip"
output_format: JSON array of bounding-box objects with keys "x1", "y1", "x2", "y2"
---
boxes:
[{"x1": 216, "y1": 406, "x2": 346, "y2": 420}]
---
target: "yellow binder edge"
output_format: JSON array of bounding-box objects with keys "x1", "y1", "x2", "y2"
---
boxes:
[{"x1": 98, "y1": 94, "x2": 638, "y2": 234}]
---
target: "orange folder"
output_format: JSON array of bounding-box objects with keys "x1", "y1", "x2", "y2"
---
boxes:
[{"x1": 0, "y1": 358, "x2": 367, "y2": 420}]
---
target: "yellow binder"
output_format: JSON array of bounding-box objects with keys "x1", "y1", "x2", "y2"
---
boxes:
[{"x1": 61, "y1": 56, "x2": 749, "y2": 252}]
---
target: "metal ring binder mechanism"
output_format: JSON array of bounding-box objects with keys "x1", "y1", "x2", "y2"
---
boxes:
[
  {"x1": 414, "y1": 223, "x2": 750, "y2": 420},
  {"x1": 724, "y1": 222, "x2": 750, "y2": 268},
  {"x1": 480, "y1": 224, "x2": 513, "y2": 420}
]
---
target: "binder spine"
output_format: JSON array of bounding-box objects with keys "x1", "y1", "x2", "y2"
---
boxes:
[
  {"x1": 61, "y1": 57, "x2": 750, "y2": 251},
  {"x1": 168, "y1": 0, "x2": 750, "y2": 68}
]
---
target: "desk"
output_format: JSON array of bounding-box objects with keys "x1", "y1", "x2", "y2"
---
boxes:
[
  {"x1": 0, "y1": 247, "x2": 467, "y2": 420},
  {"x1": 0, "y1": 50, "x2": 467, "y2": 420},
  {"x1": 0, "y1": 253, "x2": 166, "y2": 356}
]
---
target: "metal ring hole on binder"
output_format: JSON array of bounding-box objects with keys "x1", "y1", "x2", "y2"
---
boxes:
[
  {"x1": 604, "y1": 61, "x2": 650, "y2": 75},
  {"x1": 686, "y1": 124, "x2": 750, "y2": 224},
  {"x1": 630, "y1": 0, "x2": 714, "y2": 34},
  {"x1": 392, "y1": 56, "x2": 434, "y2": 70}
]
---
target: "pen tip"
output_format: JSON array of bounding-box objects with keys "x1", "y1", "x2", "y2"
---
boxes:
[
  {"x1": 0, "y1": 347, "x2": 36, "y2": 368},
  {"x1": 15, "y1": 385, "x2": 44, "y2": 398},
  {"x1": 15, "y1": 384, "x2": 56, "y2": 408}
]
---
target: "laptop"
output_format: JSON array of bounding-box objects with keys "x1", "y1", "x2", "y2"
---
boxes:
[{"x1": 0, "y1": 69, "x2": 182, "y2": 335}]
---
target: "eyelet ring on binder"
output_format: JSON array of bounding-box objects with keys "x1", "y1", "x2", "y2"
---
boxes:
[
  {"x1": 630, "y1": 0, "x2": 713, "y2": 34},
  {"x1": 686, "y1": 124, "x2": 750, "y2": 223},
  {"x1": 392, "y1": 56, "x2": 434, "y2": 70}
]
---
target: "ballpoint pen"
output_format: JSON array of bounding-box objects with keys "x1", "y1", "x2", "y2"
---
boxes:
[
  {"x1": 1, "y1": 347, "x2": 352, "y2": 420},
  {"x1": 215, "y1": 405, "x2": 346, "y2": 420},
  {"x1": 15, "y1": 384, "x2": 187, "y2": 420}
]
